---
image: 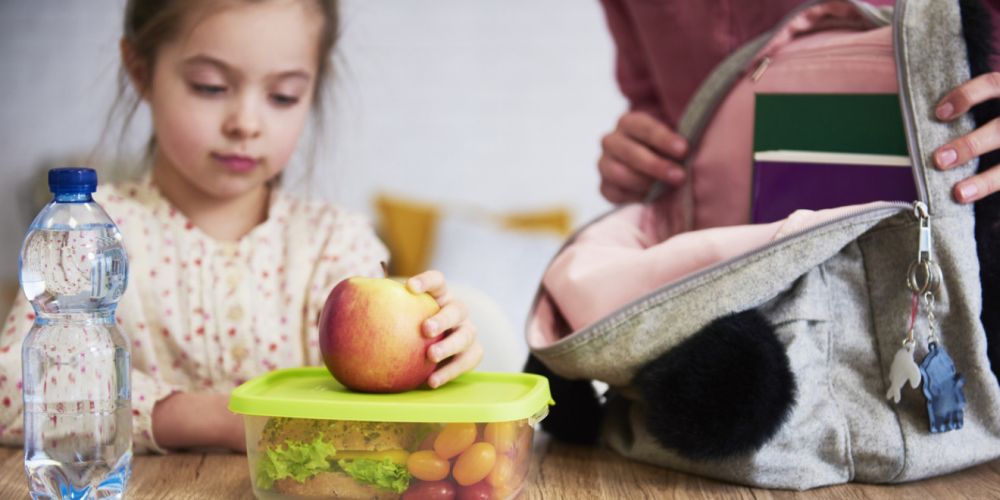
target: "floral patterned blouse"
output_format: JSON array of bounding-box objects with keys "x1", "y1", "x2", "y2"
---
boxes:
[{"x1": 0, "y1": 175, "x2": 388, "y2": 453}]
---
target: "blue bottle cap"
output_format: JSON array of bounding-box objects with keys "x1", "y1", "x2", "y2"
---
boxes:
[{"x1": 48, "y1": 167, "x2": 98, "y2": 195}]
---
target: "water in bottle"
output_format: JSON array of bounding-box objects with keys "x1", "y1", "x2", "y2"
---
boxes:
[{"x1": 20, "y1": 168, "x2": 132, "y2": 499}]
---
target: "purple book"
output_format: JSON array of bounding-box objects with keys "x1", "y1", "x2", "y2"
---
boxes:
[{"x1": 751, "y1": 151, "x2": 917, "y2": 224}]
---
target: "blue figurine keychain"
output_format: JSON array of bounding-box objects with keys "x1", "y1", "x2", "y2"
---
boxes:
[
  {"x1": 916, "y1": 290, "x2": 966, "y2": 433},
  {"x1": 886, "y1": 202, "x2": 966, "y2": 433}
]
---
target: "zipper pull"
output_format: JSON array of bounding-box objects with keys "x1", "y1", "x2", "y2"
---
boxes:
[
  {"x1": 750, "y1": 57, "x2": 772, "y2": 83},
  {"x1": 914, "y1": 201, "x2": 931, "y2": 264},
  {"x1": 907, "y1": 201, "x2": 940, "y2": 294}
]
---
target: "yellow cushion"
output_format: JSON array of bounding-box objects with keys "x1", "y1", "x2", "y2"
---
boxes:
[
  {"x1": 374, "y1": 194, "x2": 572, "y2": 277},
  {"x1": 374, "y1": 194, "x2": 440, "y2": 277}
]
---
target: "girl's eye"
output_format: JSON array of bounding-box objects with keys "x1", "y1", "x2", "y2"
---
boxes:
[
  {"x1": 270, "y1": 94, "x2": 300, "y2": 106},
  {"x1": 191, "y1": 83, "x2": 227, "y2": 95}
]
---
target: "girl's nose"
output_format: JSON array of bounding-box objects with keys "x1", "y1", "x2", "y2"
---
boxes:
[{"x1": 223, "y1": 97, "x2": 262, "y2": 140}]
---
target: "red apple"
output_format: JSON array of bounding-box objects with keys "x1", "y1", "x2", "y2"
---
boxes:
[{"x1": 319, "y1": 276, "x2": 440, "y2": 392}]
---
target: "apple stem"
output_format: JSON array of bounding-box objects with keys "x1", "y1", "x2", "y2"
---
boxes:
[{"x1": 380, "y1": 261, "x2": 389, "y2": 278}]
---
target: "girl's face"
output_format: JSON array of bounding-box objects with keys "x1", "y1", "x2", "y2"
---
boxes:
[{"x1": 144, "y1": 0, "x2": 322, "y2": 201}]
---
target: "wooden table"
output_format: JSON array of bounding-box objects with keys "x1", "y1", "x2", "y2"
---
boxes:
[{"x1": 1, "y1": 434, "x2": 998, "y2": 499}]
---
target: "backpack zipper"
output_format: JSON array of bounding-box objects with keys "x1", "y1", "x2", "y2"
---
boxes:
[
  {"x1": 585, "y1": 201, "x2": 912, "y2": 329},
  {"x1": 750, "y1": 44, "x2": 894, "y2": 83},
  {"x1": 891, "y1": 0, "x2": 930, "y2": 208}
]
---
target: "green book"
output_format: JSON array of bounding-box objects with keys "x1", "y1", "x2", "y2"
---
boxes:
[{"x1": 753, "y1": 93, "x2": 908, "y2": 155}]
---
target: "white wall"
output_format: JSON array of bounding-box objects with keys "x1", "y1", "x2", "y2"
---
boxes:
[{"x1": 0, "y1": 1, "x2": 624, "y2": 360}]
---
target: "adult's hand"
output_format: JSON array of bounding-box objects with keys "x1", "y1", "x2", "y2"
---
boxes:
[
  {"x1": 933, "y1": 72, "x2": 1000, "y2": 203},
  {"x1": 598, "y1": 111, "x2": 688, "y2": 204}
]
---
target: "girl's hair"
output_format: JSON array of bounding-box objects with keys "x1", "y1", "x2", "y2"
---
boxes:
[{"x1": 100, "y1": 0, "x2": 338, "y2": 182}]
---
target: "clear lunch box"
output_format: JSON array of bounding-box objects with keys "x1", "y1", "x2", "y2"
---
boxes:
[{"x1": 229, "y1": 367, "x2": 551, "y2": 499}]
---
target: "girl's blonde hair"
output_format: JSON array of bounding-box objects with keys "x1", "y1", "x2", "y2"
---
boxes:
[{"x1": 101, "y1": 0, "x2": 339, "y2": 181}]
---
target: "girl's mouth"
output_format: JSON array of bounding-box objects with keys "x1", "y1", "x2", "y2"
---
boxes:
[{"x1": 212, "y1": 153, "x2": 258, "y2": 173}]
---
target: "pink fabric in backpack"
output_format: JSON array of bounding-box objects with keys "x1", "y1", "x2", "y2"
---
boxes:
[{"x1": 529, "y1": 2, "x2": 900, "y2": 345}]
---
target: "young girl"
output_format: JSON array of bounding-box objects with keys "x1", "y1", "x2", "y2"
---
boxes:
[{"x1": 0, "y1": 0, "x2": 483, "y2": 454}]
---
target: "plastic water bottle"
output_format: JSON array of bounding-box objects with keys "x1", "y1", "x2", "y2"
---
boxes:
[{"x1": 20, "y1": 168, "x2": 132, "y2": 499}]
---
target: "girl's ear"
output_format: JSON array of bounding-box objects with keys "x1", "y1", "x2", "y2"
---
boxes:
[{"x1": 120, "y1": 38, "x2": 150, "y2": 99}]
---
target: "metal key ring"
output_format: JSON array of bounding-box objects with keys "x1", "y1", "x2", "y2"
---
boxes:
[{"x1": 907, "y1": 259, "x2": 941, "y2": 294}]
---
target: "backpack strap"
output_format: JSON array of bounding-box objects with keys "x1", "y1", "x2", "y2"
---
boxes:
[{"x1": 894, "y1": 0, "x2": 978, "y2": 216}]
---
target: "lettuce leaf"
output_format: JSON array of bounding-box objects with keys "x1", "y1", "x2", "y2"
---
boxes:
[
  {"x1": 336, "y1": 458, "x2": 411, "y2": 494},
  {"x1": 256, "y1": 435, "x2": 337, "y2": 490}
]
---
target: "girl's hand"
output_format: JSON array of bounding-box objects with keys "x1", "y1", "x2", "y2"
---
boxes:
[
  {"x1": 152, "y1": 392, "x2": 246, "y2": 453},
  {"x1": 407, "y1": 270, "x2": 483, "y2": 389},
  {"x1": 598, "y1": 111, "x2": 688, "y2": 204},
  {"x1": 933, "y1": 72, "x2": 1000, "y2": 203}
]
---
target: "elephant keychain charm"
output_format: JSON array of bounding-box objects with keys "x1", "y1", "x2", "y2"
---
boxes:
[{"x1": 886, "y1": 294, "x2": 921, "y2": 404}]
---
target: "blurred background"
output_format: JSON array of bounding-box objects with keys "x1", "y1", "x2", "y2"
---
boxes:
[{"x1": 0, "y1": 1, "x2": 624, "y2": 370}]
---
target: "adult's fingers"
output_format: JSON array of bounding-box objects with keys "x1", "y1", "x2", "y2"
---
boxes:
[
  {"x1": 936, "y1": 72, "x2": 1000, "y2": 120},
  {"x1": 599, "y1": 179, "x2": 646, "y2": 204},
  {"x1": 934, "y1": 117, "x2": 1000, "y2": 172},
  {"x1": 618, "y1": 111, "x2": 688, "y2": 159},
  {"x1": 598, "y1": 152, "x2": 656, "y2": 193},
  {"x1": 953, "y1": 162, "x2": 1000, "y2": 203},
  {"x1": 601, "y1": 131, "x2": 685, "y2": 183}
]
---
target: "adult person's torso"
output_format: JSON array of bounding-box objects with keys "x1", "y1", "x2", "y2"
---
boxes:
[{"x1": 608, "y1": 0, "x2": 898, "y2": 127}]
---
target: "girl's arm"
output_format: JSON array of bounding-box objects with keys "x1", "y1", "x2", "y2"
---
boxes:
[
  {"x1": 151, "y1": 391, "x2": 245, "y2": 452},
  {"x1": 0, "y1": 294, "x2": 30, "y2": 447},
  {"x1": 1, "y1": 292, "x2": 214, "y2": 454},
  {"x1": 406, "y1": 270, "x2": 484, "y2": 388}
]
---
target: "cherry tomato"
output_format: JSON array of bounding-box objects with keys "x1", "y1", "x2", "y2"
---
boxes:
[
  {"x1": 483, "y1": 422, "x2": 516, "y2": 455},
  {"x1": 408, "y1": 450, "x2": 451, "y2": 481},
  {"x1": 453, "y1": 442, "x2": 497, "y2": 486},
  {"x1": 513, "y1": 424, "x2": 533, "y2": 460},
  {"x1": 487, "y1": 455, "x2": 513, "y2": 488},
  {"x1": 456, "y1": 481, "x2": 493, "y2": 500},
  {"x1": 512, "y1": 427, "x2": 533, "y2": 486},
  {"x1": 434, "y1": 423, "x2": 477, "y2": 459},
  {"x1": 402, "y1": 480, "x2": 457, "y2": 500},
  {"x1": 420, "y1": 428, "x2": 441, "y2": 451}
]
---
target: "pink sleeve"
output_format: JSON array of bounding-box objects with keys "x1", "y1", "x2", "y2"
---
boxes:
[
  {"x1": 599, "y1": 0, "x2": 665, "y2": 121},
  {"x1": 130, "y1": 371, "x2": 179, "y2": 454},
  {"x1": 0, "y1": 293, "x2": 32, "y2": 446}
]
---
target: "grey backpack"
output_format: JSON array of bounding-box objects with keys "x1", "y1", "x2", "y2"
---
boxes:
[{"x1": 525, "y1": 0, "x2": 1000, "y2": 489}]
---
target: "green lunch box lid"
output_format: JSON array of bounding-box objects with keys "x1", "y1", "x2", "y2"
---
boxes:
[{"x1": 228, "y1": 367, "x2": 553, "y2": 423}]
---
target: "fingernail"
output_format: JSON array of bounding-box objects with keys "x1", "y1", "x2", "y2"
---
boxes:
[
  {"x1": 409, "y1": 278, "x2": 422, "y2": 292},
  {"x1": 429, "y1": 347, "x2": 440, "y2": 362},
  {"x1": 427, "y1": 376, "x2": 440, "y2": 388},
  {"x1": 936, "y1": 148, "x2": 957, "y2": 168},
  {"x1": 936, "y1": 102, "x2": 954, "y2": 120},
  {"x1": 958, "y1": 182, "x2": 979, "y2": 201},
  {"x1": 672, "y1": 139, "x2": 687, "y2": 154},
  {"x1": 424, "y1": 320, "x2": 437, "y2": 336}
]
